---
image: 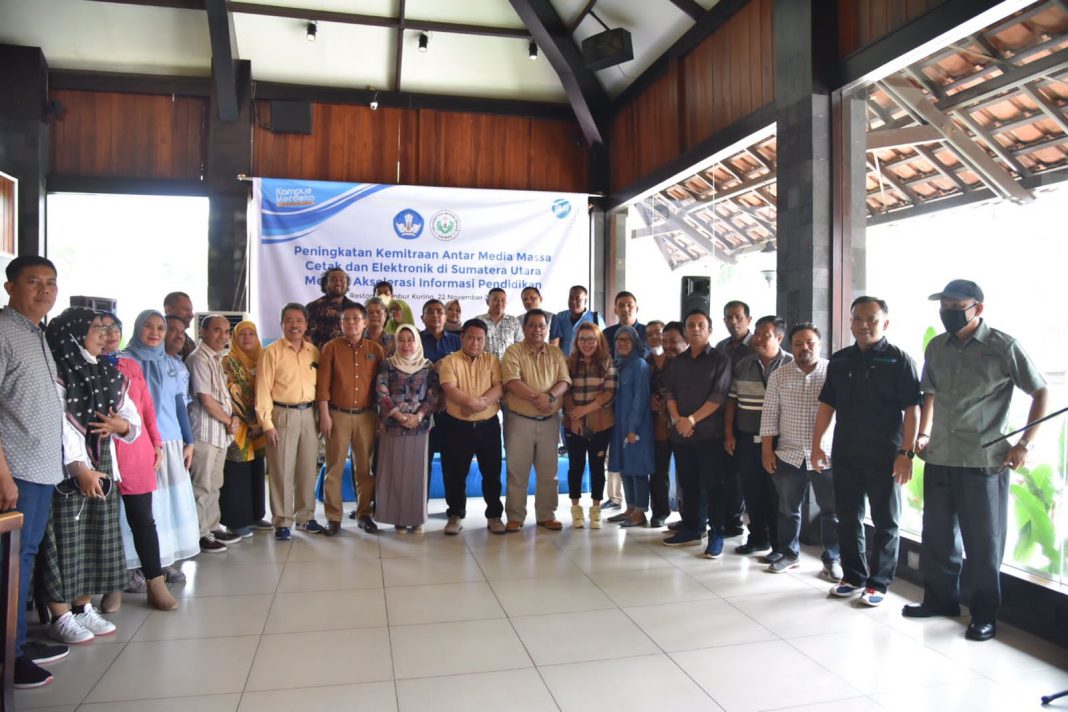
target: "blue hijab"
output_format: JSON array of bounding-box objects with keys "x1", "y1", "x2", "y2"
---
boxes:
[
  {"x1": 613, "y1": 325, "x2": 642, "y2": 372},
  {"x1": 121, "y1": 309, "x2": 168, "y2": 409}
]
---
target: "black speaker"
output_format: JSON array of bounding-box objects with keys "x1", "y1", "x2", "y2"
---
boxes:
[
  {"x1": 269, "y1": 100, "x2": 312, "y2": 134},
  {"x1": 581, "y1": 28, "x2": 634, "y2": 71},
  {"x1": 680, "y1": 276, "x2": 710, "y2": 321}
]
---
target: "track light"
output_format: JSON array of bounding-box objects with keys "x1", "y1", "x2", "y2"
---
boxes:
[
  {"x1": 529, "y1": 39, "x2": 538, "y2": 61},
  {"x1": 418, "y1": 32, "x2": 429, "y2": 53},
  {"x1": 306, "y1": 21, "x2": 317, "y2": 42},
  {"x1": 370, "y1": 89, "x2": 379, "y2": 111}
]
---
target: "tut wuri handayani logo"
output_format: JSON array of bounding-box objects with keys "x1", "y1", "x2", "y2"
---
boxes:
[
  {"x1": 430, "y1": 210, "x2": 461, "y2": 241},
  {"x1": 393, "y1": 210, "x2": 425, "y2": 240}
]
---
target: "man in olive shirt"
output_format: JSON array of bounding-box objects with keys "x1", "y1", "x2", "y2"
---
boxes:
[
  {"x1": 256, "y1": 303, "x2": 322, "y2": 541},
  {"x1": 905, "y1": 280, "x2": 1047, "y2": 642},
  {"x1": 438, "y1": 319, "x2": 506, "y2": 535},
  {"x1": 317, "y1": 303, "x2": 384, "y2": 536},
  {"x1": 501, "y1": 310, "x2": 571, "y2": 531}
]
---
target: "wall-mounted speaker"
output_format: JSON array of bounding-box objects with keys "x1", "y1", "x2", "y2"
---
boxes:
[
  {"x1": 269, "y1": 100, "x2": 312, "y2": 134},
  {"x1": 680, "y1": 276, "x2": 710, "y2": 321},
  {"x1": 581, "y1": 28, "x2": 634, "y2": 71}
]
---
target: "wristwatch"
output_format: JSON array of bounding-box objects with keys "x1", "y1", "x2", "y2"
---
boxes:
[
  {"x1": 687, "y1": 415, "x2": 696, "y2": 427},
  {"x1": 896, "y1": 449, "x2": 915, "y2": 460},
  {"x1": 1020, "y1": 440, "x2": 1035, "y2": 451},
  {"x1": 548, "y1": 394, "x2": 557, "y2": 404}
]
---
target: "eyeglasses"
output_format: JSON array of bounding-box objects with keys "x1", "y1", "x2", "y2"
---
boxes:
[
  {"x1": 576, "y1": 336, "x2": 598, "y2": 343},
  {"x1": 92, "y1": 325, "x2": 119, "y2": 335}
]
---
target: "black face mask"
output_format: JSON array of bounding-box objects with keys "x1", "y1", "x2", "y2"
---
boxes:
[{"x1": 939, "y1": 305, "x2": 977, "y2": 334}]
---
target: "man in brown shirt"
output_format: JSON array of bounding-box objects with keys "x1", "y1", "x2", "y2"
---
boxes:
[{"x1": 316, "y1": 303, "x2": 385, "y2": 536}]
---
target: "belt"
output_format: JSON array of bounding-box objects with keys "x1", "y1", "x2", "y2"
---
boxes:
[
  {"x1": 329, "y1": 405, "x2": 371, "y2": 415},
  {"x1": 510, "y1": 410, "x2": 558, "y2": 422},
  {"x1": 442, "y1": 412, "x2": 498, "y2": 427},
  {"x1": 273, "y1": 401, "x2": 314, "y2": 410}
]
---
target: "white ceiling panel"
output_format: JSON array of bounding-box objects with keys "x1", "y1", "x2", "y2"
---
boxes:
[
  {"x1": 404, "y1": 0, "x2": 524, "y2": 28},
  {"x1": 237, "y1": 0, "x2": 397, "y2": 14}
]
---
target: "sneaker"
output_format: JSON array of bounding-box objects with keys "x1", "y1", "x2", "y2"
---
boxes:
[
  {"x1": 298, "y1": 520, "x2": 326, "y2": 534},
  {"x1": 444, "y1": 516, "x2": 463, "y2": 536},
  {"x1": 588, "y1": 505, "x2": 602, "y2": 530},
  {"x1": 735, "y1": 541, "x2": 772, "y2": 555},
  {"x1": 49, "y1": 612, "x2": 94, "y2": 644},
  {"x1": 820, "y1": 560, "x2": 844, "y2": 583},
  {"x1": 570, "y1": 504, "x2": 585, "y2": 529},
  {"x1": 703, "y1": 532, "x2": 725, "y2": 559},
  {"x1": 212, "y1": 528, "x2": 241, "y2": 544},
  {"x1": 663, "y1": 532, "x2": 703, "y2": 547},
  {"x1": 250, "y1": 519, "x2": 274, "y2": 530},
  {"x1": 762, "y1": 551, "x2": 785, "y2": 564},
  {"x1": 274, "y1": 526, "x2": 292, "y2": 541},
  {"x1": 73, "y1": 604, "x2": 116, "y2": 636},
  {"x1": 233, "y1": 526, "x2": 254, "y2": 539},
  {"x1": 859, "y1": 588, "x2": 885, "y2": 607},
  {"x1": 23, "y1": 640, "x2": 69, "y2": 664},
  {"x1": 829, "y1": 581, "x2": 864, "y2": 597},
  {"x1": 768, "y1": 556, "x2": 801, "y2": 573},
  {"x1": 200, "y1": 535, "x2": 227, "y2": 553},
  {"x1": 162, "y1": 565, "x2": 186, "y2": 584},
  {"x1": 600, "y1": 500, "x2": 621, "y2": 510},
  {"x1": 557, "y1": 445, "x2": 568, "y2": 456},
  {"x1": 348, "y1": 509, "x2": 358, "y2": 520},
  {"x1": 13, "y1": 656, "x2": 53, "y2": 688}
]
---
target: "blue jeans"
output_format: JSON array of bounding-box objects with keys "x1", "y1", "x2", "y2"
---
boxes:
[
  {"x1": 622, "y1": 475, "x2": 650, "y2": 510},
  {"x1": 774, "y1": 458, "x2": 839, "y2": 563},
  {"x1": 12, "y1": 479, "x2": 53, "y2": 658}
]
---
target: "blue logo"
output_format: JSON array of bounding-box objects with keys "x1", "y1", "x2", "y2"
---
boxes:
[
  {"x1": 551, "y1": 199, "x2": 572, "y2": 219},
  {"x1": 393, "y1": 209, "x2": 424, "y2": 239}
]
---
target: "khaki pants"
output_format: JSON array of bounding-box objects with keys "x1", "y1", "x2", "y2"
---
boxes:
[
  {"x1": 190, "y1": 441, "x2": 226, "y2": 537},
  {"x1": 266, "y1": 406, "x2": 319, "y2": 528},
  {"x1": 605, "y1": 468, "x2": 623, "y2": 504},
  {"x1": 324, "y1": 409, "x2": 377, "y2": 522},
  {"x1": 504, "y1": 411, "x2": 561, "y2": 523}
]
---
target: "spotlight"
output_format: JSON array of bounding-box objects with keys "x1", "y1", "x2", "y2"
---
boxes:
[
  {"x1": 370, "y1": 89, "x2": 379, "y2": 111},
  {"x1": 528, "y1": 39, "x2": 538, "y2": 61},
  {"x1": 306, "y1": 21, "x2": 317, "y2": 42},
  {"x1": 418, "y1": 32, "x2": 429, "y2": 53}
]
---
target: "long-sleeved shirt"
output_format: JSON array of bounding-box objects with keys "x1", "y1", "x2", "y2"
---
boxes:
[
  {"x1": 375, "y1": 362, "x2": 438, "y2": 435},
  {"x1": 114, "y1": 357, "x2": 162, "y2": 495},
  {"x1": 255, "y1": 338, "x2": 319, "y2": 431},
  {"x1": 61, "y1": 382, "x2": 141, "y2": 483},
  {"x1": 760, "y1": 359, "x2": 833, "y2": 470},
  {"x1": 316, "y1": 336, "x2": 384, "y2": 410}
]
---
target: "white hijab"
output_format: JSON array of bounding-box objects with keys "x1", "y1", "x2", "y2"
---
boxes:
[{"x1": 388, "y1": 324, "x2": 430, "y2": 375}]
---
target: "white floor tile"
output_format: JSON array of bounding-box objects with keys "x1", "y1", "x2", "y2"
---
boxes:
[
  {"x1": 389, "y1": 618, "x2": 532, "y2": 679},
  {"x1": 511, "y1": 608, "x2": 659, "y2": 665},
  {"x1": 385, "y1": 581, "x2": 505, "y2": 625},
  {"x1": 238, "y1": 681, "x2": 397, "y2": 711},
  {"x1": 381, "y1": 553, "x2": 486, "y2": 586},
  {"x1": 264, "y1": 588, "x2": 387, "y2": 633},
  {"x1": 246, "y1": 627, "x2": 393, "y2": 690},
  {"x1": 490, "y1": 575, "x2": 614, "y2": 617},
  {"x1": 623, "y1": 598, "x2": 777, "y2": 652},
  {"x1": 80, "y1": 694, "x2": 241, "y2": 711},
  {"x1": 133, "y1": 594, "x2": 273, "y2": 641},
  {"x1": 396, "y1": 669, "x2": 557, "y2": 712},
  {"x1": 14, "y1": 641, "x2": 122, "y2": 709},
  {"x1": 589, "y1": 567, "x2": 719, "y2": 607},
  {"x1": 276, "y1": 559, "x2": 384, "y2": 592}
]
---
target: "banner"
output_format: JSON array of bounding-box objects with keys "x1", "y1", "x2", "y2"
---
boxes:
[{"x1": 251, "y1": 179, "x2": 590, "y2": 340}]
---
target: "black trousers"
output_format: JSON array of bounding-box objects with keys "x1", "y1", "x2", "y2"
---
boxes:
[
  {"x1": 565, "y1": 427, "x2": 612, "y2": 501},
  {"x1": 651, "y1": 438, "x2": 673, "y2": 521},
  {"x1": 438, "y1": 411, "x2": 504, "y2": 520},
  {"x1": 834, "y1": 457, "x2": 900, "y2": 593},
  {"x1": 674, "y1": 438, "x2": 725, "y2": 535},
  {"x1": 920, "y1": 464, "x2": 1009, "y2": 623},
  {"x1": 736, "y1": 435, "x2": 778, "y2": 547},
  {"x1": 221, "y1": 455, "x2": 265, "y2": 529},
  {"x1": 722, "y1": 449, "x2": 746, "y2": 530},
  {"x1": 121, "y1": 492, "x2": 162, "y2": 579},
  {"x1": 426, "y1": 419, "x2": 445, "y2": 500}
]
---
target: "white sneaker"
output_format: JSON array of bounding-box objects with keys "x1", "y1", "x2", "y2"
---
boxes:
[
  {"x1": 73, "y1": 603, "x2": 116, "y2": 636},
  {"x1": 49, "y1": 611, "x2": 94, "y2": 644}
]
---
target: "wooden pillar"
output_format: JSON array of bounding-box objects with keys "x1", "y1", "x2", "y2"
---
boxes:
[{"x1": 0, "y1": 46, "x2": 49, "y2": 258}]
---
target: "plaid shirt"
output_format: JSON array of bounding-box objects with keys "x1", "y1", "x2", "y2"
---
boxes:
[
  {"x1": 759, "y1": 358, "x2": 832, "y2": 469},
  {"x1": 567, "y1": 359, "x2": 618, "y2": 406}
]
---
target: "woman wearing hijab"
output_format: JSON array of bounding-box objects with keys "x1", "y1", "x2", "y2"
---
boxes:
[
  {"x1": 221, "y1": 320, "x2": 270, "y2": 535},
  {"x1": 122, "y1": 310, "x2": 201, "y2": 576},
  {"x1": 97, "y1": 313, "x2": 177, "y2": 612},
  {"x1": 607, "y1": 325, "x2": 655, "y2": 528},
  {"x1": 374, "y1": 324, "x2": 438, "y2": 532},
  {"x1": 38, "y1": 308, "x2": 142, "y2": 644},
  {"x1": 385, "y1": 299, "x2": 415, "y2": 336},
  {"x1": 444, "y1": 300, "x2": 463, "y2": 334}
]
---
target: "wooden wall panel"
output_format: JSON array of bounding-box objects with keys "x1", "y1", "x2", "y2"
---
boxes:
[
  {"x1": 527, "y1": 118, "x2": 588, "y2": 192},
  {"x1": 838, "y1": 0, "x2": 949, "y2": 57},
  {"x1": 610, "y1": 61, "x2": 682, "y2": 191},
  {"x1": 50, "y1": 89, "x2": 205, "y2": 179}
]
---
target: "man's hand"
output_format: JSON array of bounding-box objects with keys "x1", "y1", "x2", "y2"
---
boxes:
[
  {"x1": 532, "y1": 393, "x2": 552, "y2": 414},
  {"x1": 675, "y1": 417, "x2": 695, "y2": 438},
  {"x1": 892, "y1": 454, "x2": 913, "y2": 485},
  {"x1": 320, "y1": 413, "x2": 333, "y2": 440},
  {"x1": 811, "y1": 446, "x2": 829, "y2": 473},
  {"x1": 915, "y1": 433, "x2": 930, "y2": 458},
  {"x1": 266, "y1": 428, "x2": 279, "y2": 448},
  {"x1": 651, "y1": 394, "x2": 663, "y2": 413},
  {"x1": 228, "y1": 414, "x2": 240, "y2": 436},
  {"x1": 723, "y1": 431, "x2": 736, "y2": 456},
  {"x1": 0, "y1": 472, "x2": 18, "y2": 510},
  {"x1": 182, "y1": 444, "x2": 194, "y2": 469},
  {"x1": 762, "y1": 450, "x2": 777, "y2": 476},
  {"x1": 1003, "y1": 443, "x2": 1030, "y2": 470}
]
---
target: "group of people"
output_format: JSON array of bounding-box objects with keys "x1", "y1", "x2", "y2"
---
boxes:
[{"x1": 0, "y1": 256, "x2": 1047, "y2": 689}]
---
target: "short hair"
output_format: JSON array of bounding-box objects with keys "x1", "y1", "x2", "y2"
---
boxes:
[
  {"x1": 422, "y1": 299, "x2": 445, "y2": 315},
  {"x1": 341, "y1": 302, "x2": 367, "y2": 319},
  {"x1": 522, "y1": 309, "x2": 549, "y2": 327},
  {"x1": 97, "y1": 310, "x2": 122, "y2": 330},
  {"x1": 461, "y1": 318, "x2": 488, "y2": 336},
  {"x1": 722, "y1": 300, "x2": 750, "y2": 317},
  {"x1": 851, "y1": 295, "x2": 889, "y2": 314},
  {"x1": 163, "y1": 291, "x2": 191, "y2": 308},
  {"x1": 373, "y1": 280, "x2": 393, "y2": 295},
  {"x1": 521, "y1": 286, "x2": 542, "y2": 298},
  {"x1": 164, "y1": 314, "x2": 186, "y2": 327},
  {"x1": 662, "y1": 321, "x2": 686, "y2": 339},
  {"x1": 754, "y1": 315, "x2": 786, "y2": 337},
  {"x1": 788, "y1": 322, "x2": 821, "y2": 341},
  {"x1": 280, "y1": 302, "x2": 308, "y2": 321},
  {"x1": 199, "y1": 314, "x2": 228, "y2": 331},
  {"x1": 646, "y1": 320, "x2": 665, "y2": 330},
  {"x1": 319, "y1": 268, "x2": 350, "y2": 294},
  {"x1": 614, "y1": 290, "x2": 637, "y2": 304},
  {"x1": 569, "y1": 285, "x2": 588, "y2": 296},
  {"x1": 5, "y1": 255, "x2": 56, "y2": 282},
  {"x1": 365, "y1": 296, "x2": 386, "y2": 311},
  {"x1": 684, "y1": 309, "x2": 712, "y2": 328},
  {"x1": 487, "y1": 287, "x2": 507, "y2": 298}
]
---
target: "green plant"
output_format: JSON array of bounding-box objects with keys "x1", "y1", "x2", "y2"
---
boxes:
[{"x1": 1011, "y1": 461, "x2": 1060, "y2": 574}]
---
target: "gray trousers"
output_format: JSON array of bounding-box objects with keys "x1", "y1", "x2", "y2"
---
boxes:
[{"x1": 504, "y1": 411, "x2": 561, "y2": 523}]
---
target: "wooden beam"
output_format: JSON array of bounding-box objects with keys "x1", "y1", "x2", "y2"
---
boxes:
[
  {"x1": 568, "y1": 0, "x2": 597, "y2": 32},
  {"x1": 667, "y1": 0, "x2": 705, "y2": 21},
  {"x1": 393, "y1": 0, "x2": 405, "y2": 91},
  {"x1": 205, "y1": 0, "x2": 240, "y2": 122}
]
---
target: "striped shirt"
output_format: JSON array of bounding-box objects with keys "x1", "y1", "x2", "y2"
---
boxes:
[
  {"x1": 760, "y1": 358, "x2": 832, "y2": 469},
  {"x1": 729, "y1": 349, "x2": 790, "y2": 434},
  {"x1": 186, "y1": 342, "x2": 233, "y2": 449}
]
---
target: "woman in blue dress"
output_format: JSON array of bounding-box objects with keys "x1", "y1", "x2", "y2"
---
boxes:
[{"x1": 608, "y1": 326, "x2": 655, "y2": 528}]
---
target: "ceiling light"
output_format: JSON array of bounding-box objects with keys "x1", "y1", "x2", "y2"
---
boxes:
[
  {"x1": 418, "y1": 32, "x2": 429, "y2": 53},
  {"x1": 370, "y1": 89, "x2": 379, "y2": 111},
  {"x1": 529, "y1": 39, "x2": 538, "y2": 61},
  {"x1": 306, "y1": 21, "x2": 317, "y2": 42}
]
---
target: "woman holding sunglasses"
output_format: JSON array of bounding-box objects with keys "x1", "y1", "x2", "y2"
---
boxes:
[{"x1": 37, "y1": 308, "x2": 142, "y2": 644}]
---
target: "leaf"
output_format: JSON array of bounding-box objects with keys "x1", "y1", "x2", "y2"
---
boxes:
[
  {"x1": 921, "y1": 326, "x2": 938, "y2": 353},
  {"x1": 1011, "y1": 483, "x2": 1058, "y2": 565},
  {"x1": 1019, "y1": 463, "x2": 1056, "y2": 506}
]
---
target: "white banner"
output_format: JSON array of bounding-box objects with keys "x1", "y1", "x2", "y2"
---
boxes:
[{"x1": 250, "y1": 178, "x2": 590, "y2": 340}]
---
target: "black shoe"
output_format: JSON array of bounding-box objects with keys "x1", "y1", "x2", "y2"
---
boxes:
[
  {"x1": 761, "y1": 551, "x2": 785, "y2": 564},
  {"x1": 667, "y1": 520, "x2": 685, "y2": 532},
  {"x1": 557, "y1": 445, "x2": 568, "y2": 456},
  {"x1": 357, "y1": 515, "x2": 379, "y2": 534},
  {"x1": 23, "y1": 640, "x2": 69, "y2": 665},
  {"x1": 649, "y1": 516, "x2": 667, "y2": 528},
  {"x1": 600, "y1": 500, "x2": 621, "y2": 510},
  {"x1": 348, "y1": 509, "x2": 358, "y2": 520},
  {"x1": 734, "y1": 541, "x2": 772, "y2": 555},
  {"x1": 965, "y1": 620, "x2": 996, "y2": 641},
  {"x1": 323, "y1": 521, "x2": 342, "y2": 537},
  {"x1": 606, "y1": 511, "x2": 630, "y2": 523},
  {"x1": 901, "y1": 603, "x2": 960, "y2": 619},
  {"x1": 13, "y1": 656, "x2": 54, "y2": 688},
  {"x1": 722, "y1": 525, "x2": 745, "y2": 538}
]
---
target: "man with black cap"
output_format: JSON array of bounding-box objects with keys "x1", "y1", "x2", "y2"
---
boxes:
[{"x1": 903, "y1": 279, "x2": 1047, "y2": 641}]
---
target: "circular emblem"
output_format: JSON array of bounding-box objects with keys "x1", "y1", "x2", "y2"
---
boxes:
[
  {"x1": 430, "y1": 210, "x2": 461, "y2": 241},
  {"x1": 551, "y1": 198, "x2": 572, "y2": 219},
  {"x1": 393, "y1": 209, "x2": 424, "y2": 240}
]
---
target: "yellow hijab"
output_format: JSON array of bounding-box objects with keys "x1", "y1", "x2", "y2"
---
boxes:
[{"x1": 228, "y1": 320, "x2": 262, "y2": 371}]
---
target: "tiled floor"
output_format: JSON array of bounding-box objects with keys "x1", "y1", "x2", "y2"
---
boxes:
[{"x1": 15, "y1": 495, "x2": 1068, "y2": 711}]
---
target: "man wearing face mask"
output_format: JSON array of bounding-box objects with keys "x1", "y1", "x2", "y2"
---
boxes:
[{"x1": 904, "y1": 280, "x2": 1047, "y2": 642}]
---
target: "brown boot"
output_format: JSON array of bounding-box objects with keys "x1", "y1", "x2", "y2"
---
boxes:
[
  {"x1": 147, "y1": 575, "x2": 178, "y2": 611},
  {"x1": 100, "y1": 590, "x2": 122, "y2": 613}
]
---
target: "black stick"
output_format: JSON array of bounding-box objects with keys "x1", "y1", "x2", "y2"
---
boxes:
[{"x1": 982, "y1": 406, "x2": 1068, "y2": 448}]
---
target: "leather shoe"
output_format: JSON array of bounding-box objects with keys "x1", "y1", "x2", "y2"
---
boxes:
[
  {"x1": 357, "y1": 516, "x2": 379, "y2": 534},
  {"x1": 901, "y1": 603, "x2": 960, "y2": 619},
  {"x1": 323, "y1": 521, "x2": 342, "y2": 537},
  {"x1": 537, "y1": 519, "x2": 563, "y2": 531},
  {"x1": 965, "y1": 620, "x2": 996, "y2": 641},
  {"x1": 606, "y1": 512, "x2": 629, "y2": 523},
  {"x1": 505, "y1": 520, "x2": 523, "y2": 533}
]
